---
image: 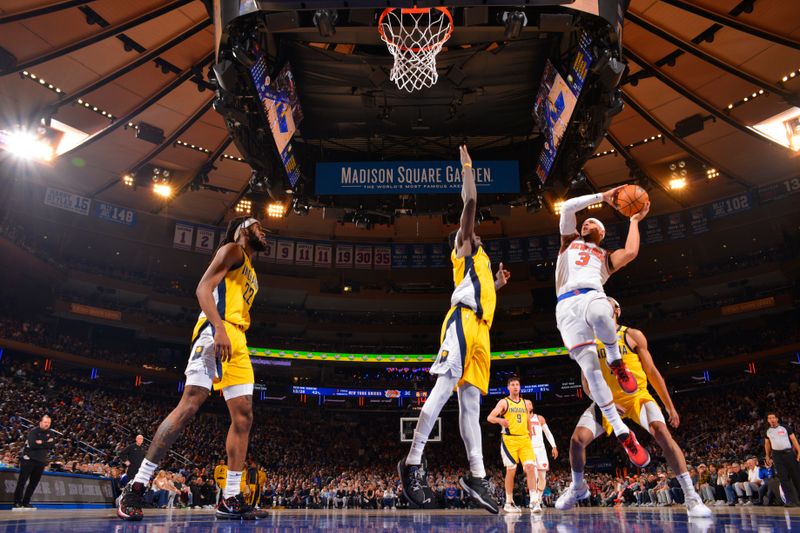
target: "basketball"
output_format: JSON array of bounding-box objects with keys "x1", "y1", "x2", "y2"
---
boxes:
[{"x1": 614, "y1": 184, "x2": 649, "y2": 217}]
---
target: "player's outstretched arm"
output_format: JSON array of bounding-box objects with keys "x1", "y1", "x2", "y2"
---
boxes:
[
  {"x1": 538, "y1": 415, "x2": 558, "y2": 457},
  {"x1": 628, "y1": 327, "x2": 679, "y2": 428},
  {"x1": 558, "y1": 186, "x2": 621, "y2": 252},
  {"x1": 609, "y1": 202, "x2": 650, "y2": 272},
  {"x1": 456, "y1": 144, "x2": 477, "y2": 257},
  {"x1": 487, "y1": 400, "x2": 509, "y2": 428},
  {"x1": 196, "y1": 243, "x2": 244, "y2": 362}
]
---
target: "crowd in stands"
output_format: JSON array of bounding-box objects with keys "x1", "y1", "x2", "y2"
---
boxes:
[{"x1": 1, "y1": 346, "x2": 798, "y2": 510}]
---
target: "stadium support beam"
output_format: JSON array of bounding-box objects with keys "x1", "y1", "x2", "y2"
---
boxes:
[
  {"x1": 49, "y1": 20, "x2": 212, "y2": 112},
  {"x1": 622, "y1": 47, "x2": 782, "y2": 148},
  {"x1": 91, "y1": 98, "x2": 214, "y2": 198},
  {"x1": 657, "y1": 0, "x2": 800, "y2": 52},
  {"x1": 1, "y1": 0, "x2": 193, "y2": 75},
  {"x1": 0, "y1": 0, "x2": 98, "y2": 24},
  {"x1": 156, "y1": 136, "x2": 234, "y2": 214},
  {"x1": 59, "y1": 53, "x2": 214, "y2": 160},
  {"x1": 626, "y1": 11, "x2": 798, "y2": 105},
  {"x1": 603, "y1": 131, "x2": 686, "y2": 208},
  {"x1": 620, "y1": 91, "x2": 749, "y2": 189}
]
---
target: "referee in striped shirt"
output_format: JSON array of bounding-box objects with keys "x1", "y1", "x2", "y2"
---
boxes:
[{"x1": 765, "y1": 413, "x2": 800, "y2": 507}]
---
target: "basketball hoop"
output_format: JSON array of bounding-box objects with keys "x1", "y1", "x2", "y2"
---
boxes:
[{"x1": 378, "y1": 7, "x2": 453, "y2": 92}]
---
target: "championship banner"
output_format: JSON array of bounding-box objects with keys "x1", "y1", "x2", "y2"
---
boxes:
[
  {"x1": 527, "y1": 236, "x2": 544, "y2": 262},
  {"x1": 410, "y1": 244, "x2": 428, "y2": 268},
  {"x1": 295, "y1": 242, "x2": 314, "y2": 266},
  {"x1": 335, "y1": 244, "x2": 353, "y2": 268},
  {"x1": 173, "y1": 222, "x2": 194, "y2": 250},
  {"x1": 194, "y1": 226, "x2": 216, "y2": 254},
  {"x1": 506, "y1": 238, "x2": 526, "y2": 264},
  {"x1": 250, "y1": 345, "x2": 569, "y2": 364},
  {"x1": 544, "y1": 235, "x2": 560, "y2": 260},
  {"x1": 689, "y1": 208, "x2": 709, "y2": 235},
  {"x1": 666, "y1": 212, "x2": 687, "y2": 240},
  {"x1": 259, "y1": 238, "x2": 277, "y2": 263},
  {"x1": 314, "y1": 243, "x2": 332, "y2": 267},
  {"x1": 373, "y1": 246, "x2": 391, "y2": 270},
  {"x1": 276, "y1": 240, "x2": 294, "y2": 264},
  {"x1": 354, "y1": 245, "x2": 373, "y2": 269},
  {"x1": 428, "y1": 243, "x2": 448, "y2": 269},
  {"x1": 392, "y1": 244, "x2": 411, "y2": 269},
  {"x1": 314, "y1": 160, "x2": 520, "y2": 195},
  {"x1": 710, "y1": 192, "x2": 752, "y2": 219},
  {"x1": 644, "y1": 217, "x2": 664, "y2": 244}
]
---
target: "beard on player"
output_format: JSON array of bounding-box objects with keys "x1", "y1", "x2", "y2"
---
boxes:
[
  {"x1": 581, "y1": 226, "x2": 603, "y2": 245},
  {"x1": 247, "y1": 227, "x2": 268, "y2": 252}
]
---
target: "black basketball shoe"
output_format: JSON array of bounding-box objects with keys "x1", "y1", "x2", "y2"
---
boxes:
[
  {"x1": 459, "y1": 473, "x2": 499, "y2": 514},
  {"x1": 216, "y1": 493, "x2": 262, "y2": 520},
  {"x1": 397, "y1": 455, "x2": 435, "y2": 507},
  {"x1": 117, "y1": 481, "x2": 144, "y2": 521}
]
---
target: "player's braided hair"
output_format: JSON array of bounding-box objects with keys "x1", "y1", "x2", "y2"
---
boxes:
[{"x1": 213, "y1": 216, "x2": 250, "y2": 255}]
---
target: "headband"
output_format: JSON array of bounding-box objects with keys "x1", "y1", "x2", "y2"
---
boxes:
[
  {"x1": 584, "y1": 217, "x2": 605, "y2": 233},
  {"x1": 233, "y1": 218, "x2": 259, "y2": 241}
]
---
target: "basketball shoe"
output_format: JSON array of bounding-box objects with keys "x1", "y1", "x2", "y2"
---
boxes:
[
  {"x1": 555, "y1": 482, "x2": 590, "y2": 510},
  {"x1": 459, "y1": 473, "x2": 499, "y2": 514},
  {"x1": 397, "y1": 455, "x2": 434, "y2": 507},
  {"x1": 117, "y1": 481, "x2": 144, "y2": 521},
  {"x1": 608, "y1": 359, "x2": 638, "y2": 394},
  {"x1": 619, "y1": 432, "x2": 650, "y2": 468}
]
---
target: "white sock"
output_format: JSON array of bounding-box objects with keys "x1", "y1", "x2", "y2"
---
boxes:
[
  {"x1": 571, "y1": 470, "x2": 584, "y2": 487},
  {"x1": 406, "y1": 431, "x2": 428, "y2": 465},
  {"x1": 599, "y1": 402, "x2": 629, "y2": 436},
  {"x1": 224, "y1": 471, "x2": 242, "y2": 499},
  {"x1": 506, "y1": 492, "x2": 514, "y2": 505},
  {"x1": 603, "y1": 339, "x2": 621, "y2": 364},
  {"x1": 133, "y1": 459, "x2": 157, "y2": 485},
  {"x1": 529, "y1": 490, "x2": 537, "y2": 504},
  {"x1": 677, "y1": 472, "x2": 698, "y2": 498}
]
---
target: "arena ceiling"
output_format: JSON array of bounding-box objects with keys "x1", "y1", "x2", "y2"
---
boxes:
[{"x1": 0, "y1": 0, "x2": 799, "y2": 237}]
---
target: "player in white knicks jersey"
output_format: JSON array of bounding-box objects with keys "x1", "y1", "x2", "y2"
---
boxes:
[
  {"x1": 554, "y1": 186, "x2": 651, "y2": 506},
  {"x1": 529, "y1": 411, "x2": 557, "y2": 513}
]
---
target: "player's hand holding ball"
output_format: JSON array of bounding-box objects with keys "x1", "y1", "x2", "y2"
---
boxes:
[{"x1": 612, "y1": 184, "x2": 650, "y2": 218}]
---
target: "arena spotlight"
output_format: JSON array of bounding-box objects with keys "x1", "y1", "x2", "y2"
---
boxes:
[
  {"x1": 313, "y1": 9, "x2": 338, "y2": 38},
  {"x1": 502, "y1": 10, "x2": 527, "y2": 40},
  {"x1": 705, "y1": 168, "x2": 720, "y2": 179},
  {"x1": 153, "y1": 183, "x2": 173, "y2": 198},
  {"x1": 0, "y1": 128, "x2": 55, "y2": 162},
  {"x1": 122, "y1": 174, "x2": 134, "y2": 187},
  {"x1": 235, "y1": 198, "x2": 252, "y2": 215},
  {"x1": 267, "y1": 202, "x2": 286, "y2": 218},
  {"x1": 669, "y1": 177, "x2": 687, "y2": 190}
]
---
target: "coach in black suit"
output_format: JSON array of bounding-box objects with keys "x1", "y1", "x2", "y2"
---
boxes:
[{"x1": 13, "y1": 415, "x2": 55, "y2": 509}]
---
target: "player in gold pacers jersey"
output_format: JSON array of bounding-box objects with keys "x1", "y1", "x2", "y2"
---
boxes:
[
  {"x1": 556, "y1": 298, "x2": 711, "y2": 518},
  {"x1": 399, "y1": 145, "x2": 510, "y2": 515},
  {"x1": 487, "y1": 376, "x2": 538, "y2": 514},
  {"x1": 118, "y1": 216, "x2": 267, "y2": 522}
]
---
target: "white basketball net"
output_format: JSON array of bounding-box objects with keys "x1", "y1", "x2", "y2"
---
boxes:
[{"x1": 379, "y1": 8, "x2": 453, "y2": 93}]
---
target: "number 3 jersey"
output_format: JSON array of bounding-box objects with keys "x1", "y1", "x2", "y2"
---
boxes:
[
  {"x1": 197, "y1": 246, "x2": 258, "y2": 331},
  {"x1": 554, "y1": 237, "x2": 610, "y2": 296}
]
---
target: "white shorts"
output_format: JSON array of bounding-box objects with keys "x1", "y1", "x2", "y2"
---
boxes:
[
  {"x1": 555, "y1": 290, "x2": 607, "y2": 352},
  {"x1": 533, "y1": 447, "x2": 549, "y2": 471},
  {"x1": 576, "y1": 400, "x2": 666, "y2": 439},
  {"x1": 184, "y1": 325, "x2": 253, "y2": 401}
]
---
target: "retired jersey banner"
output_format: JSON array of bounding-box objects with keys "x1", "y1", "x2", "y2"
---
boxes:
[
  {"x1": 295, "y1": 242, "x2": 314, "y2": 266},
  {"x1": 428, "y1": 243, "x2": 449, "y2": 269},
  {"x1": 259, "y1": 238, "x2": 277, "y2": 263},
  {"x1": 314, "y1": 160, "x2": 520, "y2": 195},
  {"x1": 392, "y1": 244, "x2": 411, "y2": 269},
  {"x1": 276, "y1": 240, "x2": 294, "y2": 264},
  {"x1": 335, "y1": 244, "x2": 354, "y2": 268},
  {"x1": 373, "y1": 246, "x2": 391, "y2": 270},
  {"x1": 173, "y1": 222, "x2": 194, "y2": 250},
  {"x1": 314, "y1": 243, "x2": 332, "y2": 267},
  {"x1": 410, "y1": 244, "x2": 429, "y2": 268},
  {"x1": 354, "y1": 245, "x2": 373, "y2": 269},
  {"x1": 195, "y1": 226, "x2": 216, "y2": 254}
]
